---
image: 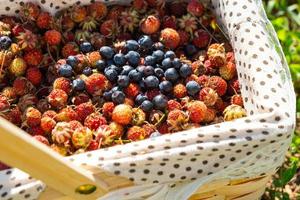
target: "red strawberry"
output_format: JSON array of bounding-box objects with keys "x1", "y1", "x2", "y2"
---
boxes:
[
  {"x1": 193, "y1": 29, "x2": 210, "y2": 48},
  {"x1": 145, "y1": 89, "x2": 160, "y2": 101},
  {"x1": 100, "y1": 19, "x2": 119, "y2": 38},
  {"x1": 206, "y1": 76, "x2": 227, "y2": 96},
  {"x1": 53, "y1": 77, "x2": 72, "y2": 94},
  {"x1": 219, "y1": 62, "x2": 237, "y2": 80},
  {"x1": 112, "y1": 104, "x2": 132, "y2": 125},
  {"x1": 162, "y1": 15, "x2": 177, "y2": 29},
  {"x1": 231, "y1": 94, "x2": 243, "y2": 107},
  {"x1": 203, "y1": 108, "x2": 216, "y2": 123},
  {"x1": 37, "y1": 12, "x2": 53, "y2": 29},
  {"x1": 27, "y1": 126, "x2": 45, "y2": 136},
  {"x1": 167, "y1": 99, "x2": 182, "y2": 111},
  {"x1": 133, "y1": 0, "x2": 148, "y2": 12},
  {"x1": 26, "y1": 67, "x2": 42, "y2": 86},
  {"x1": 140, "y1": 15, "x2": 161, "y2": 34},
  {"x1": 127, "y1": 126, "x2": 146, "y2": 141},
  {"x1": 24, "y1": 107, "x2": 42, "y2": 127},
  {"x1": 75, "y1": 102, "x2": 95, "y2": 122},
  {"x1": 84, "y1": 112, "x2": 107, "y2": 131},
  {"x1": 12, "y1": 24, "x2": 25, "y2": 36},
  {"x1": 198, "y1": 75, "x2": 209, "y2": 87},
  {"x1": 41, "y1": 116, "x2": 56, "y2": 133},
  {"x1": 187, "y1": 0, "x2": 204, "y2": 16},
  {"x1": 85, "y1": 73, "x2": 108, "y2": 96},
  {"x1": 102, "y1": 102, "x2": 115, "y2": 118},
  {"x1": 56, "y1": 107, "x2": 79, "y2": 122},
  {"x1": 42, "y1": 110, "x2": 57, "y2": 119},
  {"x1": 72, "y1": 127, "x2": 93, "y2": 149},
  {"x1": 2, "y1": 87, "x2": 17, "y2": 100},
  {"x1": 178, "y1": 30, "x2": 190, "y2": 46},
  {"x1": 71, "y1": 6, "x2": 87, "y2": 23},
  {"x1": 199, "y1": 87, "x2": 218, "y2": 106},
  {"x1": 207, "y1": 43, "x2": 226, "y2": 67},
  {"x1": 167, "y1": 109, "x2": 189, "y2": 132},
  {"x1": 20, "y1": 2, "x2": 40, "y2": 21},
  {"x1": 186, "y1": 101, "x2": 207, "y2": 123},
  {"x1": 47, "y1": 89, "x2": 68, "y2": 109},
  {"x1": 69, "y1": 120, "x2": 83, "y2": 131},
  {"x1": 61, "y1": 42, "x2": 79, "y2": 58},
  {"x1": 88, "y1": 2, "x2": 107, "y2": 18},
  {"x1": 107, "y1": 6, "x2": 125, "y2": 21},
  {"x1": 24, "y1": 49, "x2": 43, "y2": 66},
  {"x1": 44, "y1": 30, "x2": 62, "y2": 45},
  {"x1": 228, "y1": 78, "x2": 240, "y2": 95},
  {"x1": 124, "y1": 83, "x2": 140, "y2": 98},
  {"x1": 72, "y1": 93, "x2": 90, "y2": 105},
  {"x1": 4, "y1": 106, "x2": 22, "y2": 126},
  {"x1": 160, "y1": 28, "x2": 180, "y2": 49},
  {"x1": 157, "y1": 122, "x2": 169, "y2": 134},
  {"x1": 87, "y1": 140, "x2": 100, "y2": 151},
  {"x1": 173, "y1": 83, "x2": 187, "y2": 98}
]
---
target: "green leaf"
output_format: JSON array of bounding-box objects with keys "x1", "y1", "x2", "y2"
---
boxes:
[
  {"x1": 282, "y1": 192, "x2": 290, "y2": 200},
  {"x1": 281, "y1": 161, "x2": 298, "y2": 186}
]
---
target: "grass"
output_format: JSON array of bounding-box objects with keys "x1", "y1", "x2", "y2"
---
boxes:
[{"x1": 262, "y1": 0, "x2": 300, "y2": 199}]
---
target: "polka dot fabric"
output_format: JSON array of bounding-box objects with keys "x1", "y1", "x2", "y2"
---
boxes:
[{"x1": 0, "y1": 0, "x2": 296, "y2": 200}]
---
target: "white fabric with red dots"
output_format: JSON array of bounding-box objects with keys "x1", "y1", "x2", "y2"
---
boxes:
[{"x1": 0, "y1": 0, "x2": 296, "y2": 200}]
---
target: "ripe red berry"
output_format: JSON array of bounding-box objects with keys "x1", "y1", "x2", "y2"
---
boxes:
[
  {"x1": 178, "y1": 30, "x2": 190, "y2": 46},
  {"x1": 187, "y1": 101, "x2": 207, "y2": 123},
  {"x1": 199, "y1": 87, "x2": 218, "y2": 106},
  {"x1": 145, "y1": 89, "x2": 160, "y2": 101},
  {"x1": 167, "y1": 99, "x2": 182, "y2": 111},
  {"x1": 157, "y1": 122, "x2": 169, "y2": 134},
  {"x1": 26, "y1": 67, "x2": 42, "y2": 86},
  {"x1": 127, "y1": 126, "x2": 147, "y2": 141},
  {"x1": 75, "y1": 102, "x2": 95, "y2": 122},
  {"x1": 85, "y1": 73, "x2": 108, "y2": 96},
  {"x1": 167, "y1": 109, "x2": 189, "y2": 132},
  {"x1": 160, "y1": 28, "x2": 180, "y2": 49},
  {"x1": 124, "y1": 83, "x2": 140, "y2": 98},
  {"x1": 44, "y1": 30, "x2": 62, "y2": 45},
  {"x1": 203, "y1": 108, "x2": 216, "y2": 123},
  {"x1": 37, "y1": 12, "x2": 53, "y2": 29},
  {"x1": 219, "y1": 62, "x2": 237, "y2": 80},
  {"x1": 162, "y1": 15, "x2": 177, "y2": 29},
  {"x1": 88, "y1": 2, "x2": 108, "y2": 18},
  {"x1": 33, "y1": 135, "x2": 50, "y2": 146},
  {"x1": 187, "y1": 0, "x2": 204, "y2": 16},
  {"x1": 140, "y1": 15, "x2": 161, "y2": 34},
  {"x1": 61, "y1": 42, "x2": 79, "y2": 58},
  {"x1": 231, "y1": 94, "x2": 244, "y2": 107},
  {"x1": 51, "y1": 122, "x2": 72, "y2": 145},
  {"x1": 193, "y1": 29, "x2": 210, "y2": 48},
  {"x1": 173, "y1": 83, "x2": 187, "y2": 99},
  {"x1": 41, "y1": 116, "x2": 56, "y2": 133},
  {"x1": 72, "y1": 127, "x2": 93, "y2": 149},
  {"x1": 72, "y1": 93, "x2": 90, "y2": 106},
  {"x1": 24, "y1": 107, "x2": 42, "y2": 127},
  {"x1": 56, "y1": 107, "x2": 79, "y2": 122},
  {"x1": 24, "y1": 49, "x2": 43, "y2": 66},
  {"x1": 102, "y1": 102, "x2": 115, "y2": 118},
  {"x1": 42, "y1": 110, "x2": 57, "y2": 119},
  {"x1": 206, "y1": 76, "x2": 228, "y2": 96},
  {"x1": 0, "y1": 95, "x2": 10, "y2": 112},
  {"x1": 84, "y1": 112, "x2": 107, "y2": 131},
  {"x1": 112, "y1": 104, "x2": 133, "y2": 125},
  {"x1": 100, "y1": 19, "x2": 119, "y2": 38},
  {"x1": 53, "y1": 77, "x2": 72, "y2": 94},
  {"x1": 47, "y1": 89, "x2": 68, "y2": 109}
]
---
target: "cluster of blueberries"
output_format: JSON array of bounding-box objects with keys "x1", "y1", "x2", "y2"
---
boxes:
[{"x1": 58, "y1": 35, "x2": 201, "y2": 112}]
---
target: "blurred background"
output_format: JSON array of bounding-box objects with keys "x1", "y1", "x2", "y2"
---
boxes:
[{"x1": 262, "y1": 0, "x2": 299, "y2": 199}]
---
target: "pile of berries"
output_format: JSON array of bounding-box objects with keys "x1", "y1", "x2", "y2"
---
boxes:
[{"x1": 0, "y1": 0, "x2": 246, "y2": 159}]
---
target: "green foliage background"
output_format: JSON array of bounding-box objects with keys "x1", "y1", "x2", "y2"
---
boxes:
[{"x1": 262, "y1": 0, "x2": 299, "y2": 199}]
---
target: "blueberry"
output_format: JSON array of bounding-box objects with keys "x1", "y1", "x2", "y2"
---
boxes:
[
  {"x1": 72, "y1": 78, "x2": 85, "y2": 91},
  {"x1": 0, "y1": 36, "x2": 12, "y2": 50},
  {"x1": 112, "y1": 91, "x2": 125, "y2": 104},
  {"x1": 82, "y1": 67, "x2": 92, "y2": 76},
  {"x1": 135, "y1": 94, "x2": 148, "y2": 105},
  {"x1": 66, "y1": 56, "x2": 78, "y2": 67},
  {"x1": 117, "y1": 75, "x2": 130, "y2": 87},
  {"x1": 103, "y1": 91, "x2": 112, "y2": 101},
  {"x1": 125, "y1": 40, "x2": 139, "y2": 51},
  {"x1": 95, "y1": 60, "x2": 106, "y2": 72},
  {"x1": 143, "y1": 65, "x2": 155, "y2": 76},
  {"x1": 161, "y1": 58, "x2": 172, "y2": 70},
  {"x1": 164, "y1": 51, "x2": 176, "y2": 59},
  {"x1": 140, "y1": 100, "x2": 153, "y2": 112},
  {"x1": 128, "y1": 69, "x2": 143, "y2": 82},
  {"x1": 152, "y1": 50, "x2": 164, "y2": 63},
  {"x1": 125, "y1": 51, "x2": 140, "y2": 66},
  {"x1": 144, "y1": 55, "x2": 156, "y2": 66},
  {"x1": 179, "y1": 64, "x2": 192, "y2": 78},
  {"x1": 113, "y1": 53, "x2": 126, "y2": 66},
  {"x1": 144, "y1": 75, "x2": 159, "y2": 88},
  {"x1": 105, "y1": 69, "x2": 118, "y2": 82},
  {"x1": 100, "y1": 46, "x2": 115, "y2": 59},
  {"x1": 58, "y1": 64, "x2": 73, "y2": 77},
  {"x1": 111, "y1": 86, "x2": 121, "y2": 92},
  {"x1": 154, "y1": 68, "x2": 164, "y2": 78},
  {"x1": 138, "y1": 35, "x2": 153, "y2": 49},
  {"x1": 80, "y1": 42, "x2": 93, "y2": 53},
  {"x1": 106, "y1": 59, "x2": 114, "y2": 66},
  {"x1": 150, "y1": 131, "x2": 162, "y2": 137},
  {"x1": 172, "y1": 58, "x2": 182, "y2": 69},
  {"x1": 136, "y1": 65, "x2": 145, "y2": 73},
  {"x1": 152, "y1": 42, "x2": 164, "y2": 50},
  {"x1": 105, "y1": 64, "x2": 119, "y2": 74},
  {"x1": 121, "y1": 65, "x2": 133, "y2": 75},
  {"x1": 139, "y1": 81, "x2": 146, "y2": 90},
  {"x1": 152, "y1": 94, "x2": 168, "y2": 110},
  {"x1": 159, "y1": 81, "x2": 173, "y2": 93},
  {"x1": 186, "y1": 81, "x2": 200, "y2": 96},
  {"x1": 184, "y1": 44, "x2": 197, "y2": 56},
  {"x1": 164, "y1": 68, "x2": 179, "y2": 82}
]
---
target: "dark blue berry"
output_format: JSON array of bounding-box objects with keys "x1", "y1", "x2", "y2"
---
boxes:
[
  {"x1": 100, "y1": 46, "x2": 115, "y2": 59},
  {"x1": 106, "y1": 59, "x2": 114, "y2": 66},
  {"x1": 125, "y1": 51, "x2": 140, "y2": 66},
  {"x1": 113, "y1": 53, "x2": 126, "y2": 66},
  {"x1": 105, "y1": 69, "x2": 118, "y2": 82},
  {"x1": 80, "y1": 42, "x2": 93, "y2": 53},
  {"x1": 125, "y1": 40, "x2": 139, "y2": 51},
  {"x1": 152, "y1": 50, "x2": 164, "y2": 63},
  {"x1": 172, "y1": 58, "x2": 182, "y2": 69},
  {"x1": 164, "y1": 50, "x2": 176, "y2": 59},
  {"x1": 0, "y1": 36, "x2": 12, "y2": 50},
  {"x1": 104, "y1": 65, "x2": 119, "y2": 74},
  {"x1": 138, "y1": 35, "x2": 153, "y2": 49},
  {"x1": 103, "y1": 91, "x2": 112, "y2": 101},
  {"x1": 58, "y1": 64, "x2": 73, "y2": 77},
  {"x1": 152, "y1": 94, "x2": 168, "y2": 110},
  {"x1": 159, "y1": 81, "x2": 173, "y2": 93},
  {"x1": 139, "y1": 81, "x2": 146, "y2": 90},
  {"x1": 161, "y1": 58, "x2": 172, "y2": 70},
  {"x1": 117, "y1": 75, "x2": 130, "y2": 87},
  {"x1": 128, "y1": 69, "x2": 143, "y2": 82},
  {"x1": 186, "y1": 81, "x2": 200, "y2": 96},
  {"x1": 143, "y1": 65, "x2": 154, "y2": 77},
  {"x1": 152, "y1": 42, "x2": 164, "y2": 50},
  {"x1": 121, "y1": 65, "x2": 134, "y2": 75},
  {"x1": 112, "y1": 91, "x2": 125, "y2": 104},
  {"x1": 164, "y1": 68, "x2": 179, "y2": 82},
  {"x1": 144, "y1": 55, "x2": 156, "y2": 66},
  {"x1": 136, "y1": 65, "x2": 145, "y2": 73},
  {"x1": 144, "y1": 75, "x2": 159, "y2": 88},
  {"x1": 140, "y1": 100, "x2": 153, "y2": 112},
  {"x1": 82, "y1": 67, "x2": 92, "y2": 76},
  {"x1": 72, "y1": 78, "x2": 85, "y2": 91},
  {"x1": 179, "y1": 64, "x2": 192, "y2": 78},
  {"x1": 95, "y1": 60, "x2": 106, "y2": 72},
  {"x1": 154, "y1": 68, "x2": 164, "y2": 78},
  {"x1": 66, "y1": 56, "x2": 78, "y2": 67},
  {"x1": 135, "y1": 94, "x2": 148, "y2": 105},
  {"x1": 185, "y1": 44, "x2": 197, "y2": 56}
]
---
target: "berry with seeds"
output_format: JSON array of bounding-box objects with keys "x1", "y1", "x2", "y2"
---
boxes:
[
  {"x1": 167, "y1": 109, "x2": 189, "y2": 132},
  {"x1": 206, "y1": 76, "x2": 227, "y2": 96},
  {"x1": 56, "y1": 107, "x2": 79, "y2": 122},
  {"x1": 160, "y1": 28, "x2": 180, "y2": 49},
  {"x1": 41, "y1": 117, "x2": 56, "y2": 133},
  {"x1": 124, "y1": 83, "x2": 140, "y2": 98},
  {"x1": 132, "y1": 108, "x2": 146, "y2": 125},
  {"x1": 219, "y1": 62, "x2": 236, "y2": 80},
  {"x1": 24, "y1": 49, "x2": 43, "y2": 66},
  {"x1": 178, "y1": 14, "x2": 198, "y2": 35},
  {"x1": 62, "y1": 43, "x2": 79, "y2": 58},
  {"x1": 44, "y1": 30, "x2": 62, "y2": 45},
  {"x1": 162, "y1": 15, "x2": 177, "y2": 29},
  {"x1": 140, "y1": 15, "x2": 160, "y2": 34},
  {"x1": 84, "y1": 112, "x2": 107, "y2": 131},
  {"x1": 33, "y1": 135, "x2": 49, "y2": 146},
  {"x1": 223, "y1": 105, "x2": 246, "y2": 121},
  {"x1": 193, "y1": 29, "x2": 210, "y2": 48},
  {"x1": 207, "y1": 43, "x2": 226, "y2": 67},
  {"x1": 231, "y1": 94, "x2": 243, "y2": 107},
  {"x1": 24, "y1": 107, "x2": 42, "y2": 127},
  {"x1": 88, "y1": 2, "x2": 108, "y2": 18},
  {"x1": 186, "y1": 100, "x2": 207, "y2": 123},
  {"x1": 53, "y1": 77, "x2": 71, "y2": 93},
  {"x1": 112, "y1": 91, "x2": 126, "y2": 104},
  {"x1": 100, "y1": 19, "x2": 119, "y2": 38},
  {"x1": 167, "y1": 99, "x2": 182, "y2": 111},
  {"x1": 20, "y1": 2, "x2": 40, "y2": 21},
  {"x1": 173, "y1": 83, "x2": 187, "y2": 98},
  {"x1": 199, "y1": 87, "x2": 218, "y2": 106},
  {"x1": 71, "y1": 6, "x2": 87, "y2": 23},
  {"x1": 187, "y1": 0, "x2": 204, "y2": 16},
  {"x1": 127, "y1": 126, "x2": 147, "y2": 141},
  {"x1": 152, "y1": 94, "x2": 168, "y2": 110},
  {"x1": 37, "y1": 12, "x2": 52, "y2": 29},
  {"x1": 178, "y1": 30, "x2": 190, "y2": 46},
  {"x1": 26, "y1": 67, "x2": 42, "y2": 86},
  {"x1": 42, "y1": 110, "x2": 57, "y2": 119},
  {"x1": 85, "y1": 73, "x2": 108, "y2": 96},
  {"x1": 203, "y1": 108, "x2": 216, "y2": 123},
  {"x1": 48, "y1": 89, "x2": 68, "y2": 109},
  {"x1": 186, "y1": 81, "x2": 200, "y2": 96},
  {"x1": 102, "y1": 102, "x2": 115, "y2": 118},
  {"x1": 112, "y1": 104, "x2": 133, "y2": 125},
  {"x1": 75, "y1": 102, "x2": 95, "y2": 122},
  {"x1": 72, "y1": 127, "x2": 93, "y2": 149},
  {"x1": 120, "y1": 9, "x2": 140, "y2": 33},
  {"x1": 9, "y1": 57, "x2": 27, "y2": 77}
]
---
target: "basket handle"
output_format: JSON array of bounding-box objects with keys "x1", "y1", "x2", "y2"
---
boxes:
[{"x1": 0, "y1": 117, "x2": 132, "y2": 199}]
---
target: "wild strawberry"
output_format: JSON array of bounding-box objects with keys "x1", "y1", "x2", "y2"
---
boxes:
[
  {"x1": 173, "y1": 83, "x2": 187, "y2": 99},
  {"x1": 160, "y1": 28, "x2": 180, "y2": 49},
  {"x1": 86, "y1": 51, "x2": 101, "y2": 67},
  {"x1": 18, "y1": 94, "x2": 38, "y2": 112},
  {"x1": 44, "y1": 30, "x2": 62, "y2": 45},
  {"x1": 84, "y1": 112, "x2": 107, "y2": 131},
  {"x1": 178, "y1": 30, "x2": 190, "y2": 46},
  {"x1": 127, "y1": 126, "x2": 147, "y2": 141},
  {"x1": 206, "y1": 76, "x2": 227, "y2": 96},
  {"x1": 90, "y1": 33, "x2": 106, "y2": 49},
  {"x1": 193, "y1": 29, "x2": 210, "y2": 48},
  {"x1": 24, "y1": 49, "x2": 43, "y2": 66},
  {"x1": 85, "y1": 73, "x2": 107, "y2": 96},
  {"x1": 207, "y1": 43, "x2": 226, "y2": 67},
  {"x1": 167, "y1": 99, "x2": 182, "y2": 111},
  {"x1": 108, "y1": 122, "x2": 124, "y2": 139},
  {"x1": 24, "y1": 107, "x2": 42, "y2": 127},
  {"x1": 228, "y1": 78, "x2": 240, "y2": 95},
  {"x1": 4, "y1": 106, "x2": 22, "y2": 126},
  {"x1": 33, "y1": 135, "x2": 49, "y2": 146},
  {"x1": 71, "y1": 6, "x2": 87, "y2": 23},
  {"x1": 187, "y1": 0, "x2": 204, "y2": 16},
  {"x1": 142, "y1": 123, "x2": 156, "y2": 137},
  {"x1": 100, "y1": 19, "x2": 119, "y2": 38},
  {"x1": 72, "y1": 127, "x2": 93, "y2": 149},
  {"x1": 219, "y1": 62, "x2": 237, "y2": 80},
  {"x1": 61, "y1": 42, "x2": 79, "y2": 58},
  {"x1": 47, "y1": 89, "x2": 68, "y2": 109},
  {"x1": 95, "y1": 125, "x2": 112, "y2": 146},
  {"x1": 133, "y1": 0, "x2": 148, "y2": 12},
  {"x1": 9, "y1": 57, "x2": 27, "y2": 76},
  {"x1": 20, "y1": 2, "x2": 40, "y2": 21},
  {"x1": 26, "y1": 67, "x2": 42, "y2": 86},
  {"x1": 56, "y1": 107, "x2": 79, "y2": 122},
  {"x1": 145, "y1": 89, "x2": 160, "y2": 101},
  {"x1": 231, "y1": 94, "x2": 243, "y2": 107},
  {"x1": 223, "y1": 105, "x2": 246, "y2": 121},
  {"x1": 62, "y1": 15, "x2": 75, "y2": 30},
  {"x1": 53, "y1": 77, "x2": 72, "y2": 94},
  {"x1": 178, "y1": 14, "x2": 198, "y2": 35},
  {"x1": 75, "y1": 102, "x2": 95, "y2": 123},
  {"x1": 27, "y1": 126, "x2": 45, "y2": 136},
  {"x1": 131, "y1": 108, "x2": 146, "y2": 125},
  {"x1": 107, "y1": 6, "x2": 125, "y2": 21},
  {"x1": 226, "y1": 52, "x2": 235, "y2": 63},
  {"x1": 199, "y1": 87, "x2": 218, "y2": 106},
  {"x1": 140, "y1": 15, "x2": 160, "y2": 34},
  {"x1": 88, "y1": 2, "x2": 107, "y2": 18},
  {"x1": 87, "y1": 140, "x2": 100, "y2": 151},
  {"x1": 41, "y1": 116, "x2": 56, "y2": 133},
  {"x1": 157, "y1": 121, "x2": 169, "y2": 134},
  {"x1": 203, "y1": 108, "x2": 216, "y2": 123},
  {"x1": 51, "y1": 122, "x2": 72, "y2": 145},
  {"x1": 37, "y1": 12, "x2": 53, "y2": 29},
  {"x1": 0, "y1": 95, "x2": 10, "y2": 112},
  {"x1": 169, "y1": 1, "x2": 187, "y2": 17},
  {"x1": 72, "y1": 93, "x2": 90, "y2": 106},
  {"x1": 120, "y1": 9, "x2": 140, "y2": 33},
  {"x1": 42, "y1": 110, "x2": 57, "y2": 118},
  {"x1": 69, "y1": 120, "x2": 83, "y2": 131},
  {"x1": 162, "y1": 15, "x2": 177, "y2": 29},
  {"x1": 167, "y1": 109, "x2": 189, "y2": 132},
  {"x1": 112, "y1": 104, "x2": 133, "y2": 125},
  {"x1": 16, "y1": 29, "x2": 38, "y2": 50},
  {"x1": 2, "y1": 87, "x2": 17, "y2": 100},
  {"x1": 13, "y1": 77, "x2": 33, "y2": 96},
  {"x1": 102, "y1": 102, "x2": 115, "y2": 118},
  {"x1": 124, "y1": 83, "x2": 140, "y2": 98},
  {"x1": 186, "y1": 100, "x2": 207, "y2": 123}
]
